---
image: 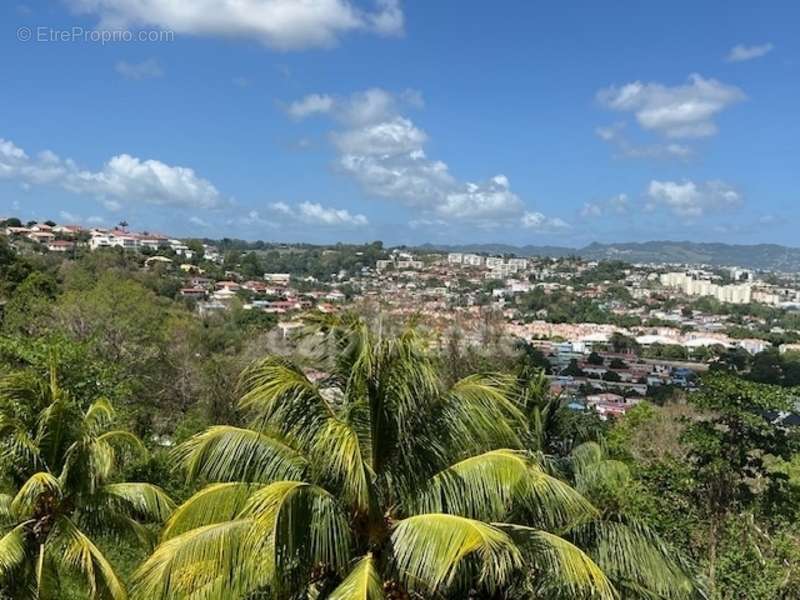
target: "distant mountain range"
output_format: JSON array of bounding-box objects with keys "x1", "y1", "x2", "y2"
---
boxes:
[{"x1": 416, "y1": 241, "x2": 800, "y2": 271}]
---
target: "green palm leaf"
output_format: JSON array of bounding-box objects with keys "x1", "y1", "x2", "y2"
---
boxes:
[
  {"x1": 0, "y1": 493, "x2": 13, "y2": 523},
  {"x1": 328, "y1": 553, "x2": 385, "y2": 600},
  {"x1": 101, "y1": 483, "x2": 175, "y2": 522},
  {"x1": 56, "y1": 517, "x2": 127, "y2": 600},
  {"x1": 498, "y1": 523, "x2": 616, "y2": 599},
  {"x1": 572, "y1": 518, "x2": 701, "y2": 599},
  {"x1": 311, "y1": 418, "x2": 372, "y2": 511},
  {"x1": 84, "y1": 398, "x2": 116, "y2": 436},
  {"x1": 174, "y1": 426, "x2": 308, "y2": 484},
  {"x1": 241, "y1": 480, "x2": 352, "y2": 577},
  {"x1": 390, "y1": 513, "x2": 521, "y2": 594},
  {"x1": 0, "y1": 522, "x2": 28, "y2": 575},
  {"x1": 131, "y1": 519, "x2": 265, "y2": 600},
  {"x1": 239, "y1": 357, "x2": 334, "y2": 439},
  {"x1": 162, "y1": 482, "x2": 260, "y2": 540},
  {"x1": 413, "y1": 449, "x2": 597, "y2": 528},
  {"x1": 441, "y1": 375, "x2": 524, "y2": 452}
]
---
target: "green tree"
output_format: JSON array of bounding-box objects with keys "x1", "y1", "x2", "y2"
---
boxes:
[
  {"x1": 133, "y1": 317, "x2": 622, "y2": 599},
  {"x1": 1, "y1": 272, "x2": 58, "y2": 336},
  {"x1": 587, "y1": 352, "x2": 604, "y2": 366},
  {"x1": 0, "y1": 359, "x2": 174, "y2": 598},
  {"x1": 683, "y1": 374, "x2": 800, "y2": 595},
  {"x1": 563, "y1": 358, "x2": 585, "y2": 377}
]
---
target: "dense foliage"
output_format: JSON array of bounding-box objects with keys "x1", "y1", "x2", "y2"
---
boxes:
[{"x1": 0, "y1": 240, "x2": 798, "y2": 598}]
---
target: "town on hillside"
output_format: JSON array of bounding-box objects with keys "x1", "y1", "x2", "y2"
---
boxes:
[{"x1": 5, "y1": 215, "x2": 800, "y2": 421}]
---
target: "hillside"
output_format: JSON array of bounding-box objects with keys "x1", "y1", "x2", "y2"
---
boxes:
[{"x1": 418, "y1": 241, "x2": 800, "y2": 271}]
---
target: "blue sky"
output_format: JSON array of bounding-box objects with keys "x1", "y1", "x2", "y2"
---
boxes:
[{"x1": 1, "y1": 1, "x2": 798, "y2": 246}]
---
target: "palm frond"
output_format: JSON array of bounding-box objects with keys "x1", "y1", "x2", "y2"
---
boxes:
[
  {"x1": 570, "y1": 442, "x2": 630, "y2": 494},
  {"x1": 411, "y1": 449, "x2": 596, "y2": 528},
  {"x1": 571, "y1": 518, "x2": 702, "y2": 599},
  {"x1": 0, "y1": 522, "x2": 28, "y2": 575},
  {"x1": 311, "y1": 418, "x2": 372, "y2": 511},
  {"x1": 36, "y1": 395, "x2": 81, "y2": 470},
  {"x1": 131, "y1": 519, "x2": 265, "y2": 600},
  {"x1": 498, "y1": 523, "x2": 616, "y2": 600},
  {"x1": 96, "y1": 430, "x2": 147, "y2": 455},
  {"x1": 328, "y1": 553, "x2": 385, "y2": 600},
  {"x1": 11, "y1": 472, "x2": 62, "y2": 518},
  {"x1": 101, "y1": 483, "x2": 175, "y2": 522},
  {"x1": 241, "y1": 480, "x2": 352, "y2": 577},
  {"x1": 36, "y1": 542, "x2": 60, "y2": 600},
  {"x1": 390, "y1": 513, "x2": 521, "y2": 594},
  {"x1": 239, "y1": 356, "x2": 334, "y2": 440},
  {"x1": 0, "y1": 493, "x2": 13, "y2": 523},
  {"x1": 84, "y1": 398, "x2": 116, "y2": 436},
  {"x1": 440, "y1": 375, "x2": 524, "y2": 452},
  {"x1": 56, "y1": 517, "x2": 127, "y2": 600},
  {"x1": 0, "y1": 414, "x2": 42, "y2": 469},
  {"x1": 174, "y1": 426, "x2": 308, "y2": 484},
  {"x1": 411, "y1": 449, "x2": 529, "y2": 520},
  {"x1": 162, "y1": 482, "x2": 260, "y2": 541}
]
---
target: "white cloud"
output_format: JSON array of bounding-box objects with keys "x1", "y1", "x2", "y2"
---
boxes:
[
  {"x1": 333, "y1": 117, "x2": 427, "y2": 156},
  {"x1": 521, "y1": 211, "x2": 570, "y2": 231},
  {"x1": 287, "y1": 88, "x2": 564, "y2": 229},
  {"x1": 189, "y1": 215, "x2": 210, "y2": 227},
  {"x1": 297, "y1": 201, "x2": 368, "y2": 226},
  {"x1": 336, "y1": 87, "x2": 398, "y2": 125},
  {"x1": 596, "y1": 123, "x2": 693, "y2": 159},
  {"x1": 268, "y1": 201, "x2": 368, "y2": 227},
  {"x1": 288, "y1": 87, "x2": 423, "y2": 126},
  {"x1": 67, "y1": 0, "x2": 404, "y2": 50},
  {"x1": 726, "y1": 43, "x2": 774, "y2": 63},
  {"x1": 597, "y1": 74, "x2": 745, "y2": 138},
  {"x1": 0, "y1": 137, "x2": 224, "y2": 210},
  {"x1": 581, "y1": 193, "x2": 629, "y2": 218},
  {"x1": 286, "y1": 93, "x2": 334, "y2": 119},
  {"x1": 580, "y1": 202, "x2": 602, "y2": 218},
  {"x1": 115, "y1": 58, "x2": 164, "y2": 80},
  {"x1": 438, "y1": 176, "x2": 523, "y2": 222},
  {"x1": 646, "y1": 180, "x2": 742, "y2": 218}
]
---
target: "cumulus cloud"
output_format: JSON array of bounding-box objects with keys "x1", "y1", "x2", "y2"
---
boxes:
[
  {"x1": 0, "y1": 136, "x2": 224, "y2": 209},
  {"x1": 115, "y1": 58, "x2": 164, "y2": 80},
  {"x1": 268, "y1": 201, "x2": 368, "y2": 227},
  {"x1": 286, "y1": 93, "x2": 334, "y2": 119},
  {"x1": 288, "y1": 88, "x2": 567, "y2": 229},
  {"x1": 521, "y1": 211, "x2": 570, "y2": 231},
  {"x1": 67, "y1": 0, "x2": 404, "y2": 50},
  {"x1": 597, "y1": 74, "x2": 745, "y2": 138},
  {"x1": 581, "y1": 193, "x2": 629, "y2": 218},
  {"x1": 595, "y1": 123, "x2": 691, "y2": 160},
  {"x1": 646, "y1": 180, "x2": 742, "y2": 218},
  {"x1": 726, "y1": 43, "x2": 774, "y2": 63},
  {"x1": 332, "y1": 117, "x2": 428, "y2": 155}
]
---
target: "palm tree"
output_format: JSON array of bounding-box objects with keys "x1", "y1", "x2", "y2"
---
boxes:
[
  {"x1": 134, "y1": 316, "x2": 624, "y2": 599},
  {"x1": 0, "y1": 357, "x2": 175, "y2": 599},
  {"x1": 564, "y1": 442, "x2": 705, "y2": 599},
  {"x1": 511, "y1": 363, "x2": 704, "y2": 599}
]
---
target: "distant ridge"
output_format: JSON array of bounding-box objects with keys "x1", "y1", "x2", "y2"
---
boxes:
[{"x1": 416, "y1": 241, "x2": 800, "y2": 271}]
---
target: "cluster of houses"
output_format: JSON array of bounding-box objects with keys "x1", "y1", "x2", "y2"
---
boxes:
[
  {"x1": 3, "y1": 222, "x2": 82, "y2": 252},
  {"x1": 179, "y1": 273, "x2": 348, "y2": 317},
  {"x1": 2, "y1": 221, "x2": 221, "y2": 261}
]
